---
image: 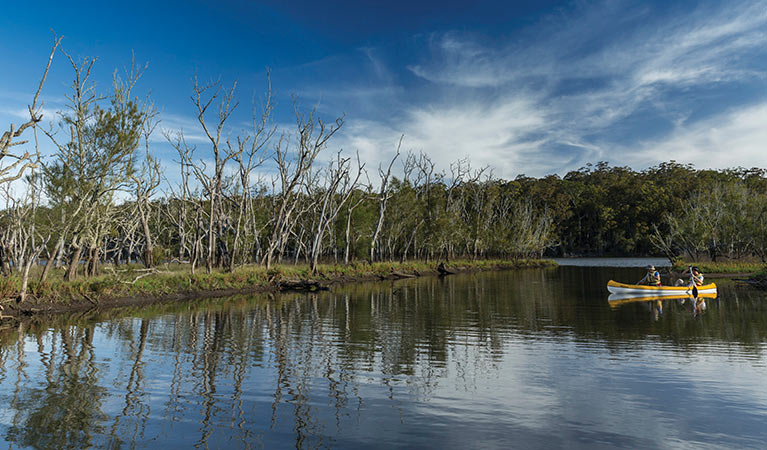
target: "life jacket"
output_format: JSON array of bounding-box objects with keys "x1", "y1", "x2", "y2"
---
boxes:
[
  {"x1": 692, "y1": 274, "x2": 704, "y2": 286},
  {"x1": 647, "y1": 271, "x2": 661, "y2": 286}
]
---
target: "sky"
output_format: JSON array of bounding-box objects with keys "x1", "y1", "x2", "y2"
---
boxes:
[{"x1": 1, "y1": 0, "x2": 765, "y2": 182}]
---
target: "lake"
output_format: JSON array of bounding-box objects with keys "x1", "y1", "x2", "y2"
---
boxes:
[{"x1": 1, "y1": 263, "x2": 766, "y2": 449}]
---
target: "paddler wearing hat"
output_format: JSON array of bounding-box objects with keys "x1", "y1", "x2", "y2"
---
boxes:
[{"x1": 638, "y1": 264, "x2": 662, "y2": 286}]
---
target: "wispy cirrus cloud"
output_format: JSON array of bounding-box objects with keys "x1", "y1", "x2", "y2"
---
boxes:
[
  {"x1": 331, "y1": 0, "x2": 767, "y2": 178},
  {"x1": 155, "y1": 112, "x2": 211, "y2": 144},
  {"x1": 627, "y1": 103, "x2": 767, "y2": 170}
]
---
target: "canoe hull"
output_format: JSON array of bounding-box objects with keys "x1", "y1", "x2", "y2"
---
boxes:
[
  {"x1": 608, "y1": 292, "x2": 717, "y2": 307},
  {"x1": 607, "y1": 280, "x2": 717, "y2": 295}
]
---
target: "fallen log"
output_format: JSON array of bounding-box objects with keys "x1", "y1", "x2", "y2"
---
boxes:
[
  {"x1": 279, "y1": 279, "x2": 329, "y2": 291},
  {"x1": 391, "y1": 271, "x2": 416, "y2": 279},
  {"x1": 437, "y1": 262, "x2": 455, "y2": 276}
]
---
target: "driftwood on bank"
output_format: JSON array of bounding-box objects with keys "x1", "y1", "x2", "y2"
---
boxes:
[
  {"x1": 391, "y1": 271, "x2": 416, "y2": 279},
  {"x1": 437, "y1": 262, "x2": 455, "y2": 276},
  {"x1": 278, "y1": 279, "x2": 329, "y2": 291}
]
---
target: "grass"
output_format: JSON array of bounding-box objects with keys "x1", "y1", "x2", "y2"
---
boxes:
[
  {"x1": 1, "y1": 258, "x2": 557, "y2": 306},
  {"x1": 671, "y1": 259, "x2": 767, "y2": 274}
]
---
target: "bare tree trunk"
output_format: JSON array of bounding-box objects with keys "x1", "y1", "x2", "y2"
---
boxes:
[
  {"x1": 344, "y1": 207, "x2": 354, "y2": 265},
  {"x1": 139, "y1": 204, "x2": 153, "y2": 268},
  {"x1": 370, "y1": 138, "x2": 401, "y2": 262},
  {"x1": 39, "y1": 237, "x2": 62, "y2": 282},
  {"x1": 54, "y1": 238, "x2": 66, "y2": 268},
  {"x1": 0, "y1": 246, "x2": 11, "y2": 276},
  {"x1": 66, "y1": 242, "x2": 82, "y2": 282},
  {"x1": 19, "y1": 241, "x2": 47, "y2": 303},
  {"x1": 264, "y1": 103, "x2": 343, "y2": 269},
  {"x1": 206, "y1": 198, "x2": 216, "y2": 274},
  {"x1": 85, "y1": 245, "x2": 100, "y2": 277},
  {"x1": 309, "y1": 153, "x2": 364, "y2": 273}
]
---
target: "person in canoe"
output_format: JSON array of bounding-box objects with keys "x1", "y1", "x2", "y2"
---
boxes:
[
  {"x1": 676, "y1": 266, "x2": 704, "y2": 286},
  {"x1": 638, "y1": 265, "x2": 662, "y2": 286}
]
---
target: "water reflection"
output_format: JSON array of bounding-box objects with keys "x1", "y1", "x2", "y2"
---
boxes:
[
  {"x1": 4, "y1": 324, "x2": 108, "y2": 449},
  {"x1": 609, "y1": 291, "x2": 721, "y2": 322},
  {"x1": 0, "y1": 268, "x2": 766, "y2": 449}
]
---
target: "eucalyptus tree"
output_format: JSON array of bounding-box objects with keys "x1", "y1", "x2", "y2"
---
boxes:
[
  {"x1": 460, "y1": 173, "x2": 499, "y2": 259},
  {"x1": 43, "y1": 52, "x2": 149, "y2": 280},
  {"x1": 387, "y1": 157, "x2": 425, "y2": 262},
  {"x1": 342, "y1": 188, "x2": 369, "y2": 265},
  {"x1": 439, "y1": 159, "x2": 484, "y2": 260},
  {"x1": 748, "y1": 193, "x2": 767, "y2": 262}
]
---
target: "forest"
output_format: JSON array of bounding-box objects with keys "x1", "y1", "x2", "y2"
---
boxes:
[{"x1": 3, "y1": 40, "x2": 767, "y2": 302}]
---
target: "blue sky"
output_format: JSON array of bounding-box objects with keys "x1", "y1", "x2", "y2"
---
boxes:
[{"x1": 1, "y1": 0, "x2": 765, "y2": 181}]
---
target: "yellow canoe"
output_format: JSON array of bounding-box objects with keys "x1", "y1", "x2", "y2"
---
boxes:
[{"x1": 607, "y1": 280, "x2": 717, "y2": 295}]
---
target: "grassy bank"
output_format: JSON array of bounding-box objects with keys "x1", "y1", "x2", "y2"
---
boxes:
[
  {"x1": 0, "y1": 259, "x2": 556, "y2": 316},
  {"x1": 671, "y1": 260, "x2": 767, "y2": 274}
]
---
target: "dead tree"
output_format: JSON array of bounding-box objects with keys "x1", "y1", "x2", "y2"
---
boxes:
[
  {"x1": 1, "y1": 34, "x2": 61, "y2": 187},
  {"x1": 228, "y1": 77, "x2": 274, "y2": 271},
  {"x1": 370, "y1": 136, "x2": 401, "y2": 262},
  {"x1": 131, "y1": 103, "x2": 161, "y2": 268},
  {"x1": 164, "y1": 132, "x2": 195, "y2": 265},
  {"x1": 308, "y1": 151, "x2": 364, "y2": 272},
  {"x1": 262, "y1": 100, "x2": 343, "y2": 269},
  {"x1": 0, "y1": 34, "x2": 61, "y2": 292},
  {"x1": 190, "y1": 77, "x2": 239, "y2": 273}
]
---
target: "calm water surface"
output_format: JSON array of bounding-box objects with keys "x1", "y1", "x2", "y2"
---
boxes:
[
  {"x1": 552, "y1": 257, "x2": 671, "y2": 267},
  {"x1": 1, "y1": 266, "x2": 766, "y2": 449}
]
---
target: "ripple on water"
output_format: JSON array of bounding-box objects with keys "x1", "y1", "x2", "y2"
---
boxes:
[{"x1": 2, "y1": 267, "x2": 767, "y2": 449}]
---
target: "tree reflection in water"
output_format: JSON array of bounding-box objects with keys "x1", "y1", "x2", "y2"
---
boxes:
[
  {"x1": 0, "y1": 268, "x2": 766, "y2": 449},
  {"x1": 5, "y1": 323, "x2": 108, "y2": 449}
]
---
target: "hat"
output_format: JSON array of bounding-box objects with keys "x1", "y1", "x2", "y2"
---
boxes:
[{"x1": 646, "y1": 265, "x2": 655, "y2": 270}]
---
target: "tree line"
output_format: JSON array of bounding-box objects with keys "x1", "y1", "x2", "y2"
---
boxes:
[
  {"x1": 3, "y1": 41, "x2": 767, "y2": 299},
  {"x1": 0, "y1": 42, "x2": 555, "y2": 294}
]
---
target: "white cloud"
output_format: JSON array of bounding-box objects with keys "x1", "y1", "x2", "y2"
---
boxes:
[
  {"x1": 626, "y1": 103, "x2": 767, "y2": 170},
  {"x1": 155, "y1": 112, "x2": 210, "y2": 144},
  {"x1": 338, "y1": 0, "x2": 767, "y2": 178}
]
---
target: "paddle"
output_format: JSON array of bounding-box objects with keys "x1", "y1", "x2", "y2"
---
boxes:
[{"x1": 689, "y1": 266, "x2": 698, "y2": 298}]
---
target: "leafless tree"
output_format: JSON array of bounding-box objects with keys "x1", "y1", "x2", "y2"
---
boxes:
[
  {"x1": 227, "y1": 78, "x2": 274, "y2": 271},
  {"x1": 370, "y1": 136, "x2": 401, "y2": 262},
  {"x1": 190, "y1": 77, "x2": 239, "y2": 273},
  {"x1": 131, "y1": 103, "x2": 161, "y2": 267},
  {"x1": 0, "y1": 34, "x2": 61, "y2": 187},
  {"x1": 262, "y1": 100, "x2": 343, "y2": 269},
  {"x1": 308, "y1": 151, "x2": 365, "y2": 272}
]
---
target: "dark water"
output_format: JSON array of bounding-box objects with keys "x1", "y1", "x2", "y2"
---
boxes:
[{"x1": 1, "y1": 266, "x2": 766, "y2": 449}]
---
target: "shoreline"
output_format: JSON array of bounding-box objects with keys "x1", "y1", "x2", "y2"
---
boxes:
[{"x1": 0, "y1": 259, "x2": 556, "y2": 319}]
